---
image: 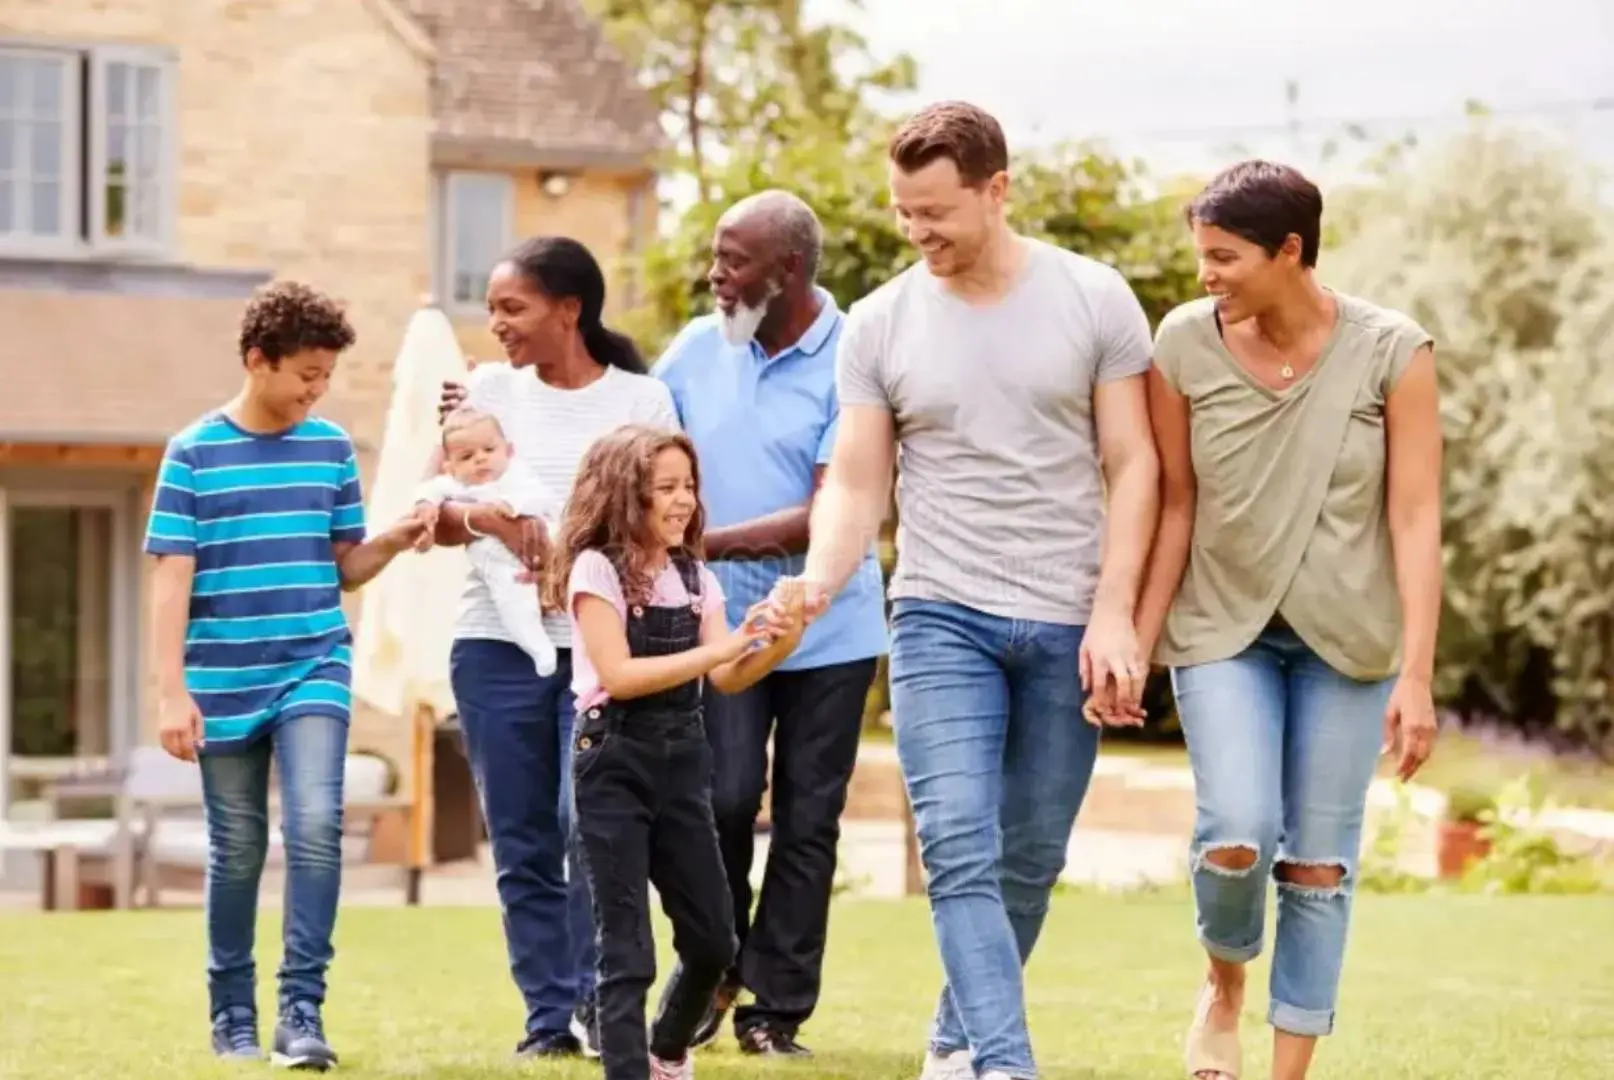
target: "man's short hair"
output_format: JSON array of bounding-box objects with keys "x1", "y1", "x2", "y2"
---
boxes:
[
  {"x1": 887, "y1": 101, "x2": 1009, "y2": 187},
  {"x1": 238, "y1": 280, "x2": 356, "y2": 364},
  {"x1": 724, "y1": 189, "x2": 824, "y2": 282}
]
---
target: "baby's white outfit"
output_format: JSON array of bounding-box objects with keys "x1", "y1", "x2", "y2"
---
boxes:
[{"x1": 415, "y1": 467, "x2": 558, "y2": 676}]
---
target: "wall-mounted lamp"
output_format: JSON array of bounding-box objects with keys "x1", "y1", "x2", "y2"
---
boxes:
[{"x1": 538, "y1": 170, "x2": 573, "y2": 198}]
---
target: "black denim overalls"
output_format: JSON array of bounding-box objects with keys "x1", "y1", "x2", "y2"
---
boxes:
[{"x1": 572, "y1": 554, "x2": 739, "y2": 1080}]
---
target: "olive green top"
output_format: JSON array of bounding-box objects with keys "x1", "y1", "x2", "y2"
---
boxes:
[{"x1": 1152, "y1": 291, "x2": 1433, "y2": 681}]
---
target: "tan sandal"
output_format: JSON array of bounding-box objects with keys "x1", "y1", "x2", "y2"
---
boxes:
[{"x1": 1184, "y1": 983, "x2": 1241, "y2": 1080}]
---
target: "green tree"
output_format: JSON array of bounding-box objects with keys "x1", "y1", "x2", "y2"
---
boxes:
[
  {"x1": 585, "y1": 0, "x2": 915, "y2": 203},
  {"x1": 1325, "y1": 123, "x2": 1614, "y2": 751}
]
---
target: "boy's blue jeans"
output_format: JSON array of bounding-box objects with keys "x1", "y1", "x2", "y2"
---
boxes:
[
  {"x1": 888, "y1": 599, "x2": 1098, "y2": 1080},
  {"x1": 200, "y1": 712, "x2": 347, "y2": 1017},
  {"x1": 1171, "y1": 623, "x2": 1393, "y2": 1038}
]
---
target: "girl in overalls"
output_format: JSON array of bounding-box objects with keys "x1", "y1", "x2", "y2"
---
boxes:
[{"x1": 544, "y1": 424, "x2": 803, "y2": 1080}]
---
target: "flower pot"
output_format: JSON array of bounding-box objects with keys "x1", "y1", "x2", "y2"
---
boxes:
[{"x1": 1436, "y1": 819, "x2": 1491, "y2": 878}]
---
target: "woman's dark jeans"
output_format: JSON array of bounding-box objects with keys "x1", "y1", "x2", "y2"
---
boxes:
[{"x1": 450, "y1": 638, "x2": 597, "y2": 1037}]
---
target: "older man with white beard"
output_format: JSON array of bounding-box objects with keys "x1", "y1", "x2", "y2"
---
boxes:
[{"x1": 651, "y1": 189, "x2": 889, "y2": 1058}]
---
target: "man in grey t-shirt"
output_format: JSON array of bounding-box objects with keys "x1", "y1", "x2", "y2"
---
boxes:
[{"x1": 786, "y1": 102, "x2": 1160, "y2": 1080}]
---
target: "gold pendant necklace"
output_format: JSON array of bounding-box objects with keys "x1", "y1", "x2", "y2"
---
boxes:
[{"x1": 1280, "y1": 363, "x2": 1295, "y2": 380}]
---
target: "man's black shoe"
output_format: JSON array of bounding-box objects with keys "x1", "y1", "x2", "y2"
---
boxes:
[
  {"x1": 737, "y1": 1025, "x2": 812, "y2": 1057},
  {"x1": 515, "y1": 1029, "x2": 582, "y2": 1058}
]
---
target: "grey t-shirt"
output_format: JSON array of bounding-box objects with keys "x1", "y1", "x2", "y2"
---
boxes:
[{"x1": 837, "y1": 237, "x2": 1154, "y2": 625}]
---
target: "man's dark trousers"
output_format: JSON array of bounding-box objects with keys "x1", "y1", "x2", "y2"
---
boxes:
[{"x1": 703, "y1": 657, "x2": 879, "y2": 1035}]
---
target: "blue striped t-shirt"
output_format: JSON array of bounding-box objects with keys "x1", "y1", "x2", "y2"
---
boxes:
[{"x1": 143, "y1": 412, "x2": 367, "y2": 748}]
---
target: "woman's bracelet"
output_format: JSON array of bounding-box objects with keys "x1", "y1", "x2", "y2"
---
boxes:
[{"x1": 462, "y1": 504, "x2": 487, "y2": 538}]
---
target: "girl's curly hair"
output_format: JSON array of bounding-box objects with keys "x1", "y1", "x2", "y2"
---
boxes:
[{"x1": 542, "y1": 424, "x2": 707, "y2": 612}]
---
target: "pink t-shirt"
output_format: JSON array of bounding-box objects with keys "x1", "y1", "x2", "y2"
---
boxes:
[{"x1": 568, "y1": 549, "x2": 726, "y2": 710}]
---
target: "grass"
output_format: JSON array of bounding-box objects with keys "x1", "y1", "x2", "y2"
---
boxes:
[{"x1": 3, "y1": 893, "x2": 1612, "y2": 1079}]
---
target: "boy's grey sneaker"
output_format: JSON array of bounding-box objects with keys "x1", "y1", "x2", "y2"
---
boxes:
[
  {"x1": 211, "y1": 1005, "x2": 262, "y2": 1060},
  {"x1": 271, "y1": 1000, "x2": 338, "y2": 1071}
]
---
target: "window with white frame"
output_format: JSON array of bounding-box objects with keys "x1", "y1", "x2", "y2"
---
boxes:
[
  {"x1": 436, "y1": 171, "x2": 514, "y2": 310},
  {"x1": 0, "y1": 42, "x2": 174, "y2": 255}
]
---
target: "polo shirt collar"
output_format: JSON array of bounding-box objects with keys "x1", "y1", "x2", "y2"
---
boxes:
[{"x1": 754, "y1": 286, "x2": 840, "y2": 362}]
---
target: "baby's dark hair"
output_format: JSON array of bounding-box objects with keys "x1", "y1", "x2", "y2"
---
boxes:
[{"x1": 238, "y1": 280, "x2": 356, "y2": 365}]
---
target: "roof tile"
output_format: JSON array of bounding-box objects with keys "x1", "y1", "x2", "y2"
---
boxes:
[{"x1": 397, "y1": 0, "x2": 663, "y2": 165}]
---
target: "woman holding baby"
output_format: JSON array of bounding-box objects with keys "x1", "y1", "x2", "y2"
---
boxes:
[{"x1": 425, "y1": 236, "x2": 680, "y2": 1059}]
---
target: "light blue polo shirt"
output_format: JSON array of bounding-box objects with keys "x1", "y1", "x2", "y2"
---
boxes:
[{"x1": 654, "y1": 289, "x2": 888, "y2": 671}]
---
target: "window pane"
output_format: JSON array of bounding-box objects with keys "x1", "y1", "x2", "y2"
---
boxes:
[
  {"x1": 106, "y1": 61, "x2": 126, "y2": 118},
  {"x1": 8, "y1": 507, "x2": 114, "y2": 766},
  {"x1": 28, "y1": 58, "x2": 61, "y2": 114},
  {"x1": 449, "y1": 175, "x2": 510, "y2": 306},
  {"x1": 104, "y1": 122, "x2": 128, "y2": 237},
  {"x1": 28, "y1": 119, "x2": 60, "y2": 180},
  {"x1": 135, "y1": 65, "x2": 158, "y2": 123},
  {"x1": 97, "y1": 61, "x2": 165, "y2": 244},
  {"x1": 136, "y1": 121, "x2": 159, "y2": 181},
  {"x1": 104, "y1": 178, "x2": 127, "y2": 238},
  {"x1": 0, "y1": 54, "x2": 72, "y2": 241},
  {"x1": 29, "y1": 179, "x2": 58, "y2": 234}
]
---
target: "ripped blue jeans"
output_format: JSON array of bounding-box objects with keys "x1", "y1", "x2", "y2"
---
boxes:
[{"x1": 1170, "y1": 623, "x2": 1393, "y2": 1038}]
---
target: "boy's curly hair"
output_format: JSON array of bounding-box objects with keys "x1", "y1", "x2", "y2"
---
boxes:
[
  {"x1": 238, "y1": 280, "x2": 356, "y2": 364},
  {"x1": 542, "y1": 424, "x2": 706, "y2": 612}
]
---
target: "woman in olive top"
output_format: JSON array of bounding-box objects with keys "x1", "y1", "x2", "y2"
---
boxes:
[{"x1": 1130, "y1": 160, "x2": 1444, "y2": 1080}]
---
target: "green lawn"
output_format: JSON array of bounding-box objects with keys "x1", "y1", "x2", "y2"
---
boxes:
[{"x1": 3, "y1": 893, "x2": 1611, "y2": 1079}]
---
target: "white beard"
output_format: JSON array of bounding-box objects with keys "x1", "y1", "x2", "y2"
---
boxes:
[{"x1": 718, "y1": 281, "x2": 782, "y2": 345}]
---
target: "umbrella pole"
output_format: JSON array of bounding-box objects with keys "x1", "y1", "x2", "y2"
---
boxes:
[{"x1": 406, "y1": 701, "x2": 436, "y2": 906}]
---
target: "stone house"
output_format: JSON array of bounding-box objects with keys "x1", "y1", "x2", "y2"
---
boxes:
[{"x1": 0, "y1": 0, "x2": 661, "y2": 837}]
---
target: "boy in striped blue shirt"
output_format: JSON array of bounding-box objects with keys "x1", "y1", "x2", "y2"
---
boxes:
[{"x1": 144, "y1": 281, "x2": 427, "y2": 1070}]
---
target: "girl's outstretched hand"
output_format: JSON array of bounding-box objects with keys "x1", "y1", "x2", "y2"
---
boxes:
[{"x1": 713, "y1": 618, "x2": 771, "y2": 664}]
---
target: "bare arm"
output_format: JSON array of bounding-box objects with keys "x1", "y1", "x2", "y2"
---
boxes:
[
  {"x1": 332, "y1": 536, "x2": 408, "y2": 592},
  {"x1": 1092, "y1": 372, "x2": 1161, "y2": 624},
  {"x1": 706, "y1": 597, "x2": 797, "y2": 694},
  {"x1": 1384, "y1": 344, "x2": 1443, "y2": 684},
  {"x1": 150, "y1": 554, "x2": 195, "y2": 701},
  {"x1": 704, "y1": 467, "x2": 825, "y2": 561},
  {"x1": 1133, "y1": 365, "x2": 1196, "y2": 661},
  {"x1": 575, "y1": 594, "x2": 732, "y2": 701},
  {"x1": 802, "y1": 406, "x2": 895, "y2": 598}
]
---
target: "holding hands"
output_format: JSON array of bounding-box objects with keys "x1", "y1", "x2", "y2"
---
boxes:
[{"x1": 1079, "y1": 608, "x2": 1150, "y2": 728}]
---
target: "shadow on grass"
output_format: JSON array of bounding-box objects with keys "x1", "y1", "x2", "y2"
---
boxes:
[{"x1": 347, "y1": 1049, "x2": 1149, "y2": 1080}]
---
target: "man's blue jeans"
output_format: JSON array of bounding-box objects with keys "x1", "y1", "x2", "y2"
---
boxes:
[
  {"x1": 889, "y1": 599, "x2": 1097, "y2": 1080},
  {"x1": 450, "y1": 639, "x2": 597, "y2": 1037},
  {"x1": 200, "y1": 711, "x2": 347, "y2": 1017}
]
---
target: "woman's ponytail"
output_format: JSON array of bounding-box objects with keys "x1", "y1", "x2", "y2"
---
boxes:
[{"x1": 582, "y1": 320, "x2": 647, "y2": 375}]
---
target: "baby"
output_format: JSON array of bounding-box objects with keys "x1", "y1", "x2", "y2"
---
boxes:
[{"x1": 414, "y1": 407, "x2": 558, "y2": 676}]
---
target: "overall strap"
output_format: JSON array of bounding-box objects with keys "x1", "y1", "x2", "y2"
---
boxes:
[{"x1": 669, "y1": 551, "x2": 703, "y2": 608}]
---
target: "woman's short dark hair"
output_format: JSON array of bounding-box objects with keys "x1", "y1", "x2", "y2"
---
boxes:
[
  {"x1": 500, "y1": 235, "x2": 646, "y2": 374},
  {"x1": 1187, "y1": 160, "x2": 1324, "y2": 267}
]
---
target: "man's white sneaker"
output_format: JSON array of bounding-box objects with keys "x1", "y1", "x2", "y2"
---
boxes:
[{"x1": 919, "y1": 1048, "x2": 974, "y2": 1080}]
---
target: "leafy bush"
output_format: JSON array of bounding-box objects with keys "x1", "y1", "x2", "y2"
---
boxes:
[{"x1": 1326, "y1": 124, "x2": 1614, "y2": 752}]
